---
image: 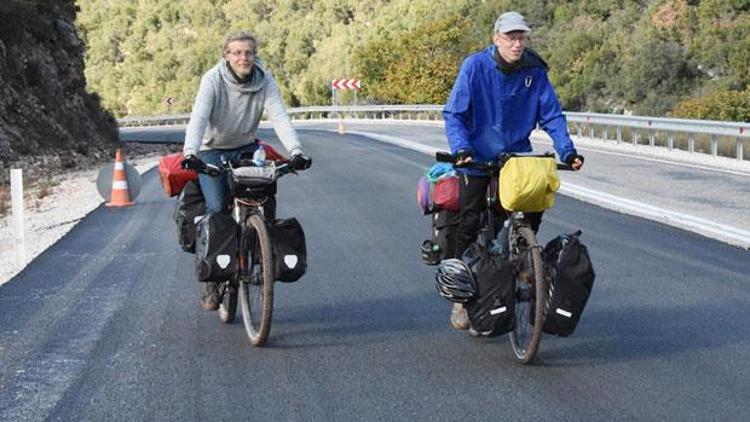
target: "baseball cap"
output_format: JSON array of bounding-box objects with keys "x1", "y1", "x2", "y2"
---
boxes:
[{"x1": 494, "y1": 11, "x2": 531, "y2": 34}]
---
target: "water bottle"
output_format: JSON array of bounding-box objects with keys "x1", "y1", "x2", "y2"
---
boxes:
[{"x1": 252, "y1": 147, "x2": 266, "y2": 166}]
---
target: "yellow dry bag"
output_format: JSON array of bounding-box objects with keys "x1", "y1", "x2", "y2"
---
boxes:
[{"x1": 499, "y1": 157, "x2": 560, "y2": 212}]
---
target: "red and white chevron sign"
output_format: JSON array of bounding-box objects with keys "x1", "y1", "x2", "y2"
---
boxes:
[{"x1": 331, "y1": 79, "x2": 362, "y2": 91}]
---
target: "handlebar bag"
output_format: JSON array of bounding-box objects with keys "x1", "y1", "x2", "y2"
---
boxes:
[
  {"x1": 228, "y1": 165, "x2": 277, "y2": 199},
  {"x1": 542, "y1": 231, "x2": 595, "y2": 337},
  {"x1": 268, "y1": 218, "x2": 307, "y2": 282},
  {"x1": 173, "y1": 180, "x2": 205, "y2": 253},
  {"x1": 499, "y1": 157, "x2": 560, "y2": 212},
  {"x1": 433, "y1": 175, "x2": 459, "y2": 212},
  {"x1": 195, "y1": 213, "x2": 239, "y2": 282},
  {"x1": 158, "y1": 152, "x2": 198, "y2": 197}
]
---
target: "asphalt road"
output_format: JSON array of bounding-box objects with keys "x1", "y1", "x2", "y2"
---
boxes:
[{"x1": 1, "y1": 128, "x2": 749, "y2": 420}]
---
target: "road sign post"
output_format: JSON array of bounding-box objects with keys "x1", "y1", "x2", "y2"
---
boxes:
[
  {"x1": 331, "y1": 79, "x2": 362, "y2": 119},
  {"x1": 10, "y1": 169, "x2": 26, "y2": 269}
]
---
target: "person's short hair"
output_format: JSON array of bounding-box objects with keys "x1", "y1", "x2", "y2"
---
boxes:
[
  {"x1": 223, "y1": 31, "x2": 258, "y2": 54},
  {"x1": 494, "y1": 11, "x2": 531, "y2": 34}
]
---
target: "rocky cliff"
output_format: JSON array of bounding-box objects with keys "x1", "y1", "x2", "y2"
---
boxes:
[{"x1": 0, "y1": 1, "x2": 119, "y2": 185}]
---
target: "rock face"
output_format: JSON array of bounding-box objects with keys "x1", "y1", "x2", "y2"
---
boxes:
[{"x1": 0, "y1": 1, "x2": 119, "y2": 185}]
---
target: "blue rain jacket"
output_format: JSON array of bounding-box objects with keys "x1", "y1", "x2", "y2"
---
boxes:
[{"x1": 444, "y1": 46, "x2": 576, "y2": 175}]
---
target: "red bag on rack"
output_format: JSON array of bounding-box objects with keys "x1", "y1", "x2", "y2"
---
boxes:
[
  {"x1": 257, "y1": 140, "x2": 288, "y2": 163},
  {"x1": 158, "y1": 153, "x2": 198, "y2": 197},
  {"x1": 433, "y1": 176, "x2": 459, "y2": 212}
]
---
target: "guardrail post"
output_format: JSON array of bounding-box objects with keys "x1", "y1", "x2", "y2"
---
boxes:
[
  {"x1": 632, "y1": 129, "x2": 638, "y2": 145},
  {"x1": 589, "y1": 125, "x2": 594, "y2": 139},
  {"x1": 711, "y1": 134, "x2": 718, "y2": 157},
  {"x1": 575, "y1": 123, "x2": 581, "y2": 137},
  {"x1": 616, "y1": 126, "x2": 621, "y2": 144},
  {"x1": 11, "y1": 169, "x2": 26, "y2": 269},
  {"x1": 668, "y1": 132, "x2": 674, "y2": 151},
  {"x1": 649, "y1": 130, "x2": 655, "y2": 147},
  {"x1": 737, "y1": 137, "x2": 744, "y2": 160},
  {"x1": 603, "y1": 126, "x2": 608, "y2": 142},
  {"x1": 688, "y1": 133, "x2": 695, "y2": 153}
]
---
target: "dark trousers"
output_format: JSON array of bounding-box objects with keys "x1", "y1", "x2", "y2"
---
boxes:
[{"x1": 456, "y1": 174, "x2": 543, "y2": 257}]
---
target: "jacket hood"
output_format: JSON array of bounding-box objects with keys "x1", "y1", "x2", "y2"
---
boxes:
[{"x1": 218, "y1": 58, "x2": 267, "y2": 93}]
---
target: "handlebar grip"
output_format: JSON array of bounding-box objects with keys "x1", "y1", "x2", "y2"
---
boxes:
[{"x1": 435, "y1": 151, "x2": 455, "y2": 163}]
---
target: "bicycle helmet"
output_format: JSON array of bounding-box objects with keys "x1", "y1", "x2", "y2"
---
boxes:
[{"x1": 435, "y1": 259, "x2": 477, "y2": 303}]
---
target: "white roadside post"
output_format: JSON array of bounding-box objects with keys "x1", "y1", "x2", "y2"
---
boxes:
[{"x1": 11, "y1": 168, "x2": 26, "y2": 269}]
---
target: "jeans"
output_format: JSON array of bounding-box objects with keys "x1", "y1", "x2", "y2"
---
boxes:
[{"x1": 197, "y1": 143, "x2": 260, "y2": 214}]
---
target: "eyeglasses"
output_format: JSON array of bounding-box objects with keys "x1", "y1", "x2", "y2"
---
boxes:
[
  {"x1": 227, "y1": 50, "x2": 255, "y2": 58},
  {"x1": 499, "y1": 34, "x2": 528, "y2": 44}
]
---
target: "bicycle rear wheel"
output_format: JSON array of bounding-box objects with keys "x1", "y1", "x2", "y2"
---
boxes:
[
  {"x1": 239, "y1": 214, "x2": 274, "y2": 347},
  {"x1": 508, "y1": 225, "x2": 545, "y2": 364}
]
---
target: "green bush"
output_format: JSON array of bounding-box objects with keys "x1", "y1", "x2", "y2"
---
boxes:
[{"x1": 672, "y1": 89, "x2": 750, "y2": 122}]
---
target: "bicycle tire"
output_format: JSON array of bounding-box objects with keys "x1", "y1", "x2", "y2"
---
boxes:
[
  {"x1": 218, "y1": 280, "x2": 238, "y2": 324},
  {"x1": 508, "y1": 225, "x2": 545, "y2": 364},
  {"x1": 239, "y1": 214, "x2": 274, "y2": 347}
]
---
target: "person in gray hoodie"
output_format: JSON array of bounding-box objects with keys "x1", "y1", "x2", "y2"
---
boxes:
[{"x1": 182, "y1": 31, "x2": 311, "y2": 310}]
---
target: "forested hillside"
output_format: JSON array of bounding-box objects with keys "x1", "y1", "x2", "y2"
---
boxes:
[{"x1": 77, "y1": 0, "x2": 750, "y2": 121}]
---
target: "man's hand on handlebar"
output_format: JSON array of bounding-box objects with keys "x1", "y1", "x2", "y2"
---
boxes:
[
  {"x1": 182, "y1": 154, "x2": 203, "y2": 171},
  {"x1": 455, "y1": 149, "x2": 473, "y2": 166},
  {"x1": 565, "y1": 153, "x2": 585, "y2": 171},
  {"x1": 289, "y1": 153, "x2": 312, "y2": 171},
  {"x1": 182, "y1": 154, "x2": 221, "y2": 176}
]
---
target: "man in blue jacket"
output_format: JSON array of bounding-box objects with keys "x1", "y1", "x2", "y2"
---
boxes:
[{"x1": 443, "y1": 11, "x2": 584, "y2": 330}]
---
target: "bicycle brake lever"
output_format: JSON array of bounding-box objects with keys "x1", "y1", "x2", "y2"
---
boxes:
[{"x1": 204, "y1": 163, "x2": 221, "y2": 176}]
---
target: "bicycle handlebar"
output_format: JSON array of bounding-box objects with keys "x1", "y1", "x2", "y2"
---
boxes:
[
  {"x1": 191, "y1": 157, "x2": 297, "y2": 178},
  {"x1": 435, "y1": 151, "x2": 574, "y2": 171}
]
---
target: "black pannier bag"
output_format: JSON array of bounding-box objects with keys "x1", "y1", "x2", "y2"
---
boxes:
[
  {"x1": 268, "y1": 218, "x2": 307, "y2": 282},
  {"x1": 542, "y1": 231, "x2": 596, "y2": 337},
  {"x1": 173, "y1": 180, "x2": 205, "y2": 253},
  {"x1": 195, "y1": 213, "x2": 239, "y2": 282},
  {"x1": 463, "y1": 234, "x2": 516, "y2": 336},
  {"x1": 421, "y1": 209, "x2": 459, "y2": 265}
]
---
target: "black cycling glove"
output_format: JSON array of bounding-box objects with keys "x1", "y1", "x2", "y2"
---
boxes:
[
  {"x1": 289, "y1": 153, "x2": 312, "y2": 170},
  {"x1": 456, "y1": 149, "x2": 472, "y2": 162},
  {"x1": 181, "y1": 154, "x2": 203, "y2": 171},
  {"x1": 565, "y1": 153, "x2": 585, "y2": 165}
]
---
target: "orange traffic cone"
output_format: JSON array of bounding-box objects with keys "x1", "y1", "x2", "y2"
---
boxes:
[
  {"x1": 105, "y1": 149, "x2": 134, "y2": 207},
  {"x1": 337, "y1": 118, "x2": 346, "y2": 135}
]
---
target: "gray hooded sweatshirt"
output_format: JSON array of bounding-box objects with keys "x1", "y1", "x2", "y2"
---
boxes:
[{"x1": 183, "y1": 58, "x2": 303, "y2": 157}]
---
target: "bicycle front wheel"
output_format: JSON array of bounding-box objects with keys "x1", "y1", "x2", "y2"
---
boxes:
[
  {"x1": 508, "y1": 225, "x2": 545, "y2": 364},
  {"x1": 218, "y1": 280, "x2": 238, "y2": 324},
  {"x1": 239, "y1": 214, "x2": 274, "y2": 347}
]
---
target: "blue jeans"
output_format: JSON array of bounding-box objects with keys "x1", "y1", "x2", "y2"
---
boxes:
[{"x1": 198, "y1": 143, "x2": 260, "y2": 214}]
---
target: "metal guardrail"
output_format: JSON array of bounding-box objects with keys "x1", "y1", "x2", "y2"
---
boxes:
[{"x1": 118, "y1": 105, "x2": 750, "y2": 160}]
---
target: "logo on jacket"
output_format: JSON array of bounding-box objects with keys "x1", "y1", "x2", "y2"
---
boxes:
[{"x1": 525, "y1": 76, "x2": 533, "y2": 88}]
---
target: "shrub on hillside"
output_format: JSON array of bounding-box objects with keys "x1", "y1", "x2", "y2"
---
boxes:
[{"x1": 672, "y1": 90, "x2": 750, "y2": 122}]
